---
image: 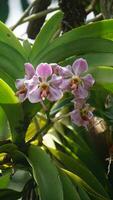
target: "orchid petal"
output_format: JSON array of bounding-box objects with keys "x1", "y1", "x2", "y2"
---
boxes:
[
  {"x1": 15, "y1": 78, "x2": 25, "y2": 89},
  {"x1": 28, "y1": 86, "x2": 41, "y2": 103},
  {"x1": 36, "y1": 63, "x2": 52, "y2": 79},
  {"x1": 49, "y1": 74, "x2": 62, "y2": 87},
  {"x1": 24, "y1": 63, "x2": 35, "y2": 79},
  {"x1": 48, "y1": 87, "x2": 63, "y2": 101},
  {"x1": 82, "y1": 74, "x2": 95, "y2": 89},
  {"x1": 60, "y1": 79, "x2": 71, "y2": 91},
  {"x1": 71, "y1": 109, "x2": 82, "y2": 126},
  {"x1": 60, "y1": 66, "x2": 73, "y2": 78},
  {"x1": 74, "y1": 85, "x2": 88, "y2": 99},
  {"x1": 72, "y1": 58, "x2": 88, "y2": 75}
]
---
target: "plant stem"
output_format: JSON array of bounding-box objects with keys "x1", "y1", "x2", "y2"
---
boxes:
[
  {"x1": 11, "y1": 0, "x2": 38, "y2": 30},
  {"x1": 86, "y1": 0, "x2": 97, "y2": 14},
  {"x1": 23, "y1": 7, "x2": 59, "y2": 23},
  {"x1": 86, "y1": 13, "x2": 103, "y2": 23},
  {"x1": 11, "y1": 7, "x2": 59, "y2": 30}
]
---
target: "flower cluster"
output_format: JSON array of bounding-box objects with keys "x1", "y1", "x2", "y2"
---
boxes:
[{"x1": 16, "y1": 58, "x2": 95, "y2": 129}]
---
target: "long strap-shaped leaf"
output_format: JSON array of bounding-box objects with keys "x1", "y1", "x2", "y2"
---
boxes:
[
  {"x1": 0, "y1": 41, "x2": 26, "y2": 89},
  {"x1": 63, "y1": 169, "x2": 110, "y2": 200},
  {"x1": 0, "y1": 79, "x2": 25, "y2": 146},
  {"x1": 0, "y1": 21, "x2": 26, "y2": 58},
  {"x1": 59, "y1": 169, "x2": 81, "y2": 200},
  {"x1": 30, "y1": 38, "x2": 113, "y2": 65},
  {"x1": 28, "y1": 145, "x2": 63, "y2": 200},
  {"x1": 30, "y1": 11, "x2": 63, "y2": 62},
  {"x1": 49, "y1": 149, "x2": 110, "y2": 200}
]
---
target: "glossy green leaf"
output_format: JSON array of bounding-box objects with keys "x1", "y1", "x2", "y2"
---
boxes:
[
  {"x1": 30, "y1": 11, "x2": 63, "y2": 63},
  {"x1": 91, "y1": 66, "x2": 113, "y2": 92},
  {"x1": 0, "y1": 21, "x2": 26, "y2": 57},
  {"x1": 50, "y1": 95, "x2": 73, "y2": 116},
  {"x1": 60, "y1": 52, "x2": 113, "y2": 68},
  {"x1": 0, "y1": 79, "x2": 25, "y2": 146},
  {"x1": 0, "y1": 42, "x2": 26, "y2": 89},
  {"x1": 58, "y1": 132, "x2": 108, "y2": 189},
  {"x1": 76, "y1": 186, "x2": 91, "y2": 200},
  {"x1": 51, "y1": 19, "x2": 113, "y2": 43},
  {"x1": 59, "y1": 170, "x2": 81, "y2": 200},
  {"x1": 28, "y1": 145, "x2": 63, "y2": 200},
  {"x1": 49, "y1": 149, "x2": 110, "y2": 199},
  {"x1": 64, "y1": 169, "x2": 109, "y2": 200},
  {"x1": 0, "y1": 173, "x2": 11, "y2": 189},
  {"x1": 31, "y1": 38, "x2": 113, "y2": 65},
  {"x1": 0, "y1": 107, "x2": 9, "y2": 140},
  {"x1": 30, "y1": 16, "x2": 113, "y2": 65}
]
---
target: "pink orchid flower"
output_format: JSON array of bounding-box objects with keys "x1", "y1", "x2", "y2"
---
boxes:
[
  {"x1": 16, "y1": 63, "x2": 35, "y2": 102},
  {"x1": 25, "y1": 63, "x2": 63, "y2": 103},
  {"x1": 60, "y1": 58, "x2": 95, "y2": 99},
  {"x1": 70, "y1": 102, "x2": 93, "y2": 129}
]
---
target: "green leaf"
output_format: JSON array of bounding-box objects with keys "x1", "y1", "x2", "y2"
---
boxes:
[
  {"x1": 53, "y1": 19, "x2": 113, "y2": 43},
  {"x1": 50, "y1": 95, "x2": 73, "y2": 116},
  {"x1": 58, "y1": 132, "x2": 109, "y2": 189},
  {"x1": 59, "y1": 169, "x2": 81, "y2": 200},
  {"x1": 30, "y1": 17, "x2": 113, "y2": 65},
  {"x1": 0, "y1": 79, "x2": 25, "y2": 146},
  {"x1": 0, "y1": 21, "x2": 26, "y2": 57},
  {"x1": 31, "y1": 38, "x2": 113, "y2": 65},
  {"x1": 8, "y1": 170, "x2": 31, "y2": 192},
  {"x1": 60, "y1": 52, "x2": 113, "y2": 68},
  {"x1": 0, "y1": 107, "x2": 9, "y2": 140},
  {"x1": 91, "y1": 66, "x2": 113, "y2": 92},
  {"x1": 0, "y1": 172, "x2": 11, "y2": 189},
  {"x1": 0, "y1": 189, "x2": 21, "y2": 200},
  {"x1": 49, "y1": 149, "x2": 110, "y2": 199},
  {"x1": 0, "y1": 42, "x2": 26, "y2": 89},
  {"x1": 28, "y1": 145, "x2": 63, "y2": 200},
  {"x1": 30, "y1": 11, "x2": 63, "y2": 63},
  {"x1": 77, "y1": 186, "x2": 91, "y2": 200},
  {"x1": 64, "y1": 169, "x2": 109, "y2": 200}
]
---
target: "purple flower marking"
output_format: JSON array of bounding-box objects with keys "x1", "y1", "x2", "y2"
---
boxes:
[
  {"x1": 26, "y1": 63, "x2": 63, "y2": 103},
  {"x1": 61, "y1": 58, "x2": 95, "y2": 99},
  {"x1": 15, "y1": 63, "x2": 35, "y2": 102}
]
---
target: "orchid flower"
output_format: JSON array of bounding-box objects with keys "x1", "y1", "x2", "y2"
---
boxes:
[
  {"x1": 70, "y1": 101, "x2": 94, "y2": 129},
  {"x1": 60, "y1": 58, "x2": 95, "y2": 99},
  {"x1": 15, "y1": 63, "x2": 35, "y2": 102},
  {"x1": 25, "y1": 63, "x2": 63, "y2": 103}
]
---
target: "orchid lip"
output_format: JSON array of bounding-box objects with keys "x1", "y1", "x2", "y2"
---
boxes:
[
  {"x1": 40, "y1": 82, "x2": 49, "y2": 89},
  {"x1": 16, "y1": 85, "x2": 27, "y2": 96}
]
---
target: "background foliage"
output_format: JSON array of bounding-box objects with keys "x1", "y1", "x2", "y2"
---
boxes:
[{"x1": 0, "y1": 0, "x2": 113, "y2": 200}]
